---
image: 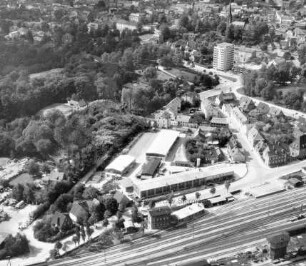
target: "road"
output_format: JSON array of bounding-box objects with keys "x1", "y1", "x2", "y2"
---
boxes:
[{"x1": 38, "y1": 188, "x2": 306, "y2": 266}]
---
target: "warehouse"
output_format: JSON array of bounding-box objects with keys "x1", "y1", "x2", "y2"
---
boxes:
[
  {"x1": 146, "y1": 130, "x2": 180, "y2": 160},
  {"x1": 105, "y1": 155, "x2": 136, "y2": 179},
  {"x1": 134, "y1": 168, "x2": 234, "y2": 198},
  {"x1": 141, "y1": 158, "x2": 161, "y2": 179}
]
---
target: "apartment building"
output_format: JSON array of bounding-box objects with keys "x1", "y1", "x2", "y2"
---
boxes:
[{"x1": 213, "y1": 43, "x2": 234, "y2": 71}]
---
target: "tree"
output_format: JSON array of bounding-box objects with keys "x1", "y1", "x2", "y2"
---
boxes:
[
  {"x1": 27, "y1": 160, "x2": 40, "y2": 177},
  {"x1": 195, "y1": 192, "x2": 201, "y2": 200},
  {"x1": 210, "y1": 187, "x2": 216, "y2": 195},
  {"x1": 72, "y1": 235, "x2": 80, "y2": 246},
  {"x1": 104, "y1": 198, "x2": 118, "y2": 215},
  {"x1": 181, "y1": 195, "x2": 187, "y2": 203},
  {"x1": 103, "y1": 218, "x2": 109, "y2": 227},
  {"x1": 49, "y1": 249, "x2": 59, "y2": 259},
  {"x1": 224, "y1": 180, "x2": 231, "y2": 192},
  {"x1": 82, "y1": 186, "x2": 100, "y2": 200},
  {"x1": 55, "y1": 241, "x2": 62, "y2": 250},
  {"x1": 36, "y1": 139, "x2": 53, "y2": 157},
  {"x1": 143, "y1": 67, "x2": 157, "y2": 81},
  {"x1": 86, "y1": 226, "x2": 94, "y2": 239},
  {"x1": 12, "y1": 184, "x2": 24, "y2": 202}
]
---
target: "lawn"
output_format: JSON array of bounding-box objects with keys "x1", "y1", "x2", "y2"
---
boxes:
[
  {"x1": 40, "y1": 103, "x2": 73, "y2": 117},
  {"x1": 157, "y1": 70, "x2": 172, "y2": 81},
  {"x1": 277, "y1": 85, "x2": 306, "y2": 96},
  {"x1": 10, "y1": 173, "x2": 34, "y2": 186},
  {"x1": 29, "y1": 68, "x2": 64, "y2": 80},
  {"x1": 166, "y1": 67, "x2": 198, "y2": 83}
]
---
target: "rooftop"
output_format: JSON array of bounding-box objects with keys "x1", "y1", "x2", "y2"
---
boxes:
[
  {"x1": 135, "y1": 167, "x2": 234, "y2": 192},
  {"x1": 172, "y1": 203, "x2": 205, "y2": 220},
  {"x1": 146, "y1": 130, "x2": 180, "y2": 158},
  {"x1": 105, "y1": 155, "x2": 135, "y2": 173}
]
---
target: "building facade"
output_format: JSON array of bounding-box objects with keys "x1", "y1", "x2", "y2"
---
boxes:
[
  {"x1": 148, "y1": 206, "x2": 172, "y2": 230},
  {"x1": 213, "y1": 43, "x2": 234, "y2": 71}
]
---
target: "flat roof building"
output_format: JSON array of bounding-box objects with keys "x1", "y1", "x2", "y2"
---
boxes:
[
  {"x1": 213, "y1": 42, "x2": 234, "y2": 71},
  {"x1": 146, "y1": 130, "x2": 180, "y2": 159},
  {"x1": 105, "y1": 155, "x2": 136, "y2": 179},
  {"x1": 134, "y1": 168, "x2": 234, "y2": 198}
]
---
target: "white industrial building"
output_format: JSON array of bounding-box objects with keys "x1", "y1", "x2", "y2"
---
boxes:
[
  {"x1": 172, "y1": 203, "x2": 205, "y2": 224},
  {"x1": 213, "y1": 42, "x2": 234, "y2": 71},
  {"x1": 146, "y1": 130, "x2": 180, "y2": 160},
  {"x1": 105, "y1": 155, "x2": 136, "y2": 179},
  {"x1": 134, "y1": 168, "x2": 234, "y2": 198}
]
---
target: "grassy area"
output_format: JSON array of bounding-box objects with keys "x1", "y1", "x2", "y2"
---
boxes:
[
  {"x1": 29, "y1": 68, "x2": 64, "y2": 80},
  {"x1": 277, "y1": 85, "x2": 306, "y2": 96},
  {"x1": 157, "y1": 70, "x2": 172, "y2": 81},
  {"x1": 40, "y1": 103, "x2": 73, "y2": 117},
  {"x1": 10, "y1": 173, "x2": 34, "y2": 186},
  {"x1": 166, "y1": 67, "x2": 198, "y2": 83}
]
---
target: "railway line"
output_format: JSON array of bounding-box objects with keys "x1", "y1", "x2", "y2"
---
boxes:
[{"x1": 39, "y1": 188, "x2": 306, "y2": 266}]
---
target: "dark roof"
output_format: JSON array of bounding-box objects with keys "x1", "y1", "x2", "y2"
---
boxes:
[
  {"x1": 113, "y1": 191, "x2": 130, "y2": 206},
  {"x1": 0, "y1": 232, "x2": 9, "y2": 245},
  {"x1": 70, "y1": 201, "x2": 90, "y2": 219},
  {"x1": 51, "y1": 212, "x2": 71, "y2": 229},
  {"x1": 142, "y1": 158, "x2": 161, "y2": 176},
  {"x1": 267, "y1": 232, "x2": 290, "y2": 248},
  {"x1": 149, "y1": 206, "x2": 171, "y2": 216}
]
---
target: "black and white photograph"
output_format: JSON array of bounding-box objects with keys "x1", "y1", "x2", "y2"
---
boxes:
[{"x1": 1, "y1": 0, "x2": 306, "y2": 265}]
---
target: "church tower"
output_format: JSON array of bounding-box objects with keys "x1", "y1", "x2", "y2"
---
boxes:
[{"x1": 227, "y1": 0, "x2": 233, "y2": 26}]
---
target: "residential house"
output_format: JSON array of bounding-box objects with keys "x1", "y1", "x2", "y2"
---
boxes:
[
  {"x1": 210, "y1": 117, "x2": 228, "y2": 128},
  {"x1": 113, "y1": 191, "x2": 131, "y2": 210},
  {"x1": 67, "y1": 99, "x2": 87, "y2": 110},
  {"x1": 165, "y1": 97, "x2": 181, "y2": 117},
  {"x1": 234, "y1": 46, "x2": 256, "y2": 65},
  {"x1": 51, "y1": 211, "x2": 74, "y2": 231},
  {"x1": 215, "y1": 92, "x2": 236, "y2": 107},
  {"x1": 181, "y1": 91, "x2": 199, "y2": 106},
  {"x1": 239, "y1": 96, "x2": 256, "y2": 112},
  {"x1": 116, "y1": 19, "x2": 137, "y2": 32},
  {"x1": 289, "y1": 128, "x2": 306, "y2": 159},
  {"x1": 42, "y1": 169, "x2": 65, "y2": 184},
  {"x1": 254, "y1": 140, "x2": 267, "y2": 156},
  {"x1": 262, "y1": 142, "x2": 290, "y2": 167},
  {"x1": 257, "y1": 102, "x2": 270, "y2": 115},
  {"x1": 176, "y1": 114, "x2": 191, "y2": 127},
  {"x1": 269, "y1": 107, "x2": 285, "y2": 119},
  {"x1": 247, "y1": 127, "x2": 265, "y2": 147},
  {"x1": 227, "y1": 136, "x2": 246, "y2": 163},
  {"x1": 129, "y1": 13, "x2": 145, "y2": 23},
  {"x1": 231, "y1": 107, "x2": 249, "y2": 131},
  {"x1": 201, "y1": 99, "x2": 222, "y2": 120},
  {"x1": 155, "y1": 110, "x2": 173, "y2": 129},
  {"x1": 69, "y1": 201, "x2": 97, "y2": 224},
  {"x1": 147, "y1": 206, "x2": 172, "y2": 230}
]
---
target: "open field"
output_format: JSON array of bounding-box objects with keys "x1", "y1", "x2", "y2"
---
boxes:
[
  {"x1": 40, "y1": 103, "x2": 73, "y2": 117},
  {"x1": 157, "y1": 70, "x2": 172, "y2": 81},
  {"x1": 277, "y1": 85, "x2": 306, "y2": 96},
  {"x1": 166, "y1": 67, "x2": 198, "y2": 83},
  {"x1": 29, "y1": 68, "x2": 64, "y2": 80},
  {"x1": 9, "y1": 173, "x2": 34, "y2": 186}
]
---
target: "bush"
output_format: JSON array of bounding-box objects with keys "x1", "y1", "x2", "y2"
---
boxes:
[
  {"x1": 31, "y1": 202, "x2": 50, "y2": 220},
  {"x1": 0, "y1": 233, "x2": 30, "y2": 260}
]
